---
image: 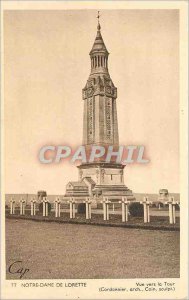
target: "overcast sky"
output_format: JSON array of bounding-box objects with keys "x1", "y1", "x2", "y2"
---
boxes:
[{"x1": 4, "y1": 9, "x2": 179, "y2": 194}]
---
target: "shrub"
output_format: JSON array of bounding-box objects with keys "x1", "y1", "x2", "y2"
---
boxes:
[
  {"x1": 164, "y1": 203, "x2": 179, "y2": 210},
  {"x1": 129, "y1": 202, "x2": 144, "y2": 217},
  {"x1": 77, "y1": 203, "x2": 86, "y2": 214},
  {"x1": 38, "y1": 202, "x2": 51, "y2": 214},
  {"x1": 97, "y1": 203, "x2": 103, "y2": 209}
]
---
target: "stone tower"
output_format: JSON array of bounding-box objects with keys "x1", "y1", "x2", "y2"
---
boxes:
[
  {"x1": 65, "y1": 20, "x2": 134, "y2": 200},
  {"x1": 82, "y1": 21, "x2": 119, "y2": 147}
]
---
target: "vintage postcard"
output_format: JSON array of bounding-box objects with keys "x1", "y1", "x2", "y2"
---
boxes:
[{"x1": 0, "y1": 0, "x2": 188, "y2": 299}]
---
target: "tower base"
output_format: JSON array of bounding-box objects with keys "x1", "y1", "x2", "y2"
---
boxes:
[{"x1": 65, "y1": 162, "x2": 135, "y2": 201}]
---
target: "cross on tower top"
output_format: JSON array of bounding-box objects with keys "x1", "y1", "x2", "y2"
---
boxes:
[
  {"x1": 97, "y1": 11, "x2": 101, "y2": 30},
  {"x1": 97, "y1": 11, "x2": 100, "y2": 21}
]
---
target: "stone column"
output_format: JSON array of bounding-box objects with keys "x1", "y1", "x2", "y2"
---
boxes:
[
  {"x1": 119, "y1": 197, "x2": 130, "y2": 222},
  {"x1": 10, "y1": 198, "x2": 15, "y2": 215},
  {"x1": 55, "y1": 197, "x2": 61, "y2": 218},
  {"x1": 141, "y1": 197, "x2": 151, "y2": 223}
]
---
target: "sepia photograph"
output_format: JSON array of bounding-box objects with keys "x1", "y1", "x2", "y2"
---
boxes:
[{"x1": 1, "y1": 1, "x2": 188, "y2": 300}]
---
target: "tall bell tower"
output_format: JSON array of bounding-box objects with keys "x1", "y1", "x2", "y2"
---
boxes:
[
  {"x1": 82, "y1": 19, "x2": 119, "y2": 147},
  {"x1": 65, "y1": 15, "x2": 134, "y2": 200}
]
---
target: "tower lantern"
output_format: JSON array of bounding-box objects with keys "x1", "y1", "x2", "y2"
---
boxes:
[{"x1": 89, "y1": 19, "x2": 109, "y2": 74}]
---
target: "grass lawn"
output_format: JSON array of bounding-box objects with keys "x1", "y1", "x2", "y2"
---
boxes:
[{"x1": 6, "y1": 219, "x2": 180, "y2": 279}]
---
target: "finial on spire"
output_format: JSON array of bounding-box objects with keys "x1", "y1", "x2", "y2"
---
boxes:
[{"x1": 97, "y1": 11, "x2": 101, "y2": 31}]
